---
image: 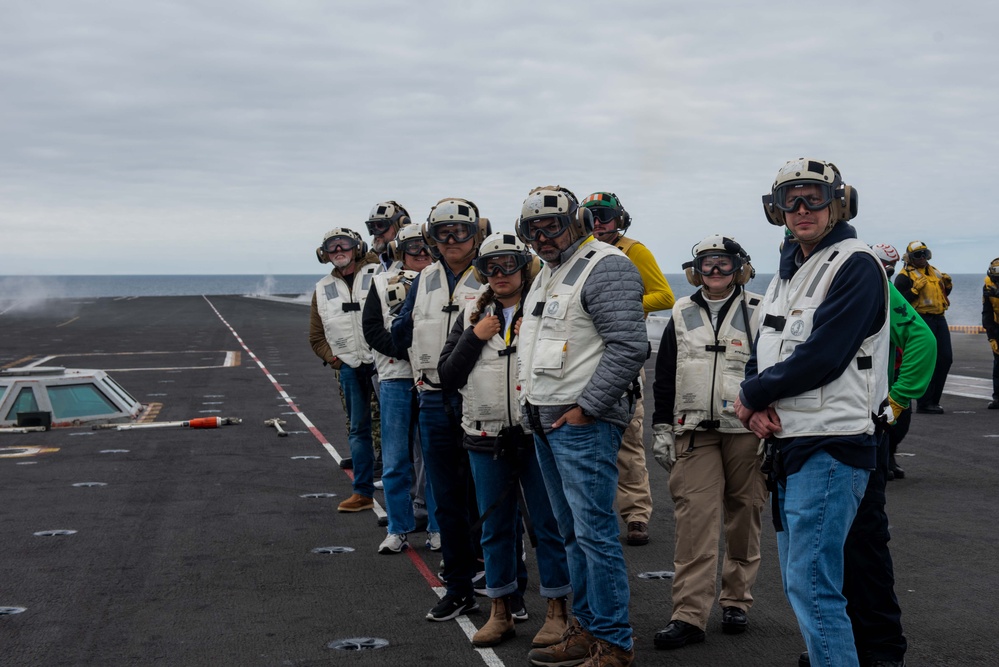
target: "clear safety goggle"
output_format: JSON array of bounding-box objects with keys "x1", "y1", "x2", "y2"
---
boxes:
[
  {"x1": 365, "y1": 218, "x2": 394, "y2": 235},
  {"x1": 693, "y1": 253, "x2": 742, "y2": 276},
  {"x1": 429, "y1": 221, "x2": 476, "y2": 244},
  {"x1": 772, "y1": 182, "x2": 838, "y2": 212},
  {"x1": 324, "y1": 236, "x2": 359, "y2": 253},
  {"x1": 399, "y1": 238, "x2": 430, "y2": 256},
  {"x1": 473, "y1": 252, "x2": 529, "y2": 277},
  {"x1": 518, "y1": 215, "x2": 571, "y2": 241}
]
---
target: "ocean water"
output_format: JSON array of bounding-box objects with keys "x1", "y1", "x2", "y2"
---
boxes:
[{"x1": 0, "y1": 273, "x2": 989, "y2": 326}]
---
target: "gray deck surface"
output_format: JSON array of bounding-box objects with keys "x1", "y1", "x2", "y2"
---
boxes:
[{"x1": 1, "y1": 295, "x2": 996, "y2": 666}]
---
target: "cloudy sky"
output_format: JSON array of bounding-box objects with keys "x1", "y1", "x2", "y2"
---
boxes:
[{"x1": 2, "y1": 0, "x2": 996, "y2": 276}]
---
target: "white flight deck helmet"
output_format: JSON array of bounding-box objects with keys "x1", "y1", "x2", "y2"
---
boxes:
[
  {"x1": 423, "y1": 198, "x2": 491, "y2": 250},
  {"x1": 365, "y1": 200, "x2": 411, "y2": 237},
  {"x1": 316, "y1": 227, "x2": 368, "y2": 264},
  {"x1": 388, "y1": 223, "x2": 429, "y2": 263},
  {"x1": 682, "y1": 234, "x2": 754, "y2": 287},
  {"x1": 871, "y1": 243, "x2": 901, "y2": 277},
  {"x1": 762, "y1": 159, "x2": 858, "y2": 245},
  {"x1": 471, "y1": 232, "x2": 540, "y2": 284},
  {"x1": 516, "y1": 186, "x2": 593, "y2": 246}
]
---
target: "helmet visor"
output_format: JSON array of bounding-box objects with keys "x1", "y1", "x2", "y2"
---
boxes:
[
  {"x1": 399, "y1": 238, "x2": 430, "y2": 256},
  {"x1": 324, "y1": 236, "x2": 359, "y2": 254},
  {"x1": 772, "y1": 182, "x2": 837, "y2": 213},
  {"x1": 694, "y1": 253, "x2": 741, "y2": 277},
  {"x1": 365, "y1": 218, "x2": 394, "y2": 236},
  {"x1": 518, "y1": 215, "x2": 571, "y2": 241},
  {"x1": 909, "y1": 249, "x2": 929, "y2": 260},
  {"x1": 429, "y1": 221, "x2": 476, "y2": 244},
  {"x1": 474, "y1": 252, "x2": 529, "y2": 277}
]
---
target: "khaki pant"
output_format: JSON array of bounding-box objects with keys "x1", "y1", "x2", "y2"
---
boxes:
[
  {"x1": 669, "y1": 429, "x2": 768, "y2": 629},
  {"x1": 616, "y1": 367, "x2": 653, "y2": 524}
]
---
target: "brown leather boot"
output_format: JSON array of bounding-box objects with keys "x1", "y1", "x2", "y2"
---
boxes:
[
  {"x1": 532, "y1": 596, "x2": 569, "y2": 647},
  {"x1": 471, "y1": 596, "x2": 515, "y2": 647},
  {"x1": 579, "y1": 637, "x2": 635, "y2": 666},
  {"x1": 527, "y1": 619, "x2": 595, "y2": 666}
]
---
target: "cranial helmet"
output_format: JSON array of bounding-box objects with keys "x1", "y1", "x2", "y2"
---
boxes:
[
  {"x1": 366, "y1": 201, "x2": 411, "y2": 237},
  {"x1": 471, "y1": 231, "x2": 539, "y2": 284},
  {"x1": 988, "y1": 257, "x2": 999, "y2": 280},
  {"x1": 581, "y1": 192, "x2": 631, "y2": 234},
  {"x1": 682, "y1": 234, "x2": 754, "y2": 287},
  {"x1": 315, "y1": 227, "x2": 368, "y2": 264},
  {"x1": 423, "y1": 198, "x2": 491, "y2": 250},
  {"x1": 871, "y1": 243, "x2": 901, "y2": 277},
  {"x1": 516, "y1": 186, "x2": 593, "y2": 245},
  {"x1": 762, "y1": 158, "x2": 858, "y2": 227},
  {"x1": 388, "y1": 223, "x2": 429, "y2": 262},
  {"x1": 906, "y1": 240, "x2": 932, "y2": 260},
  {"x1": 384, "y1": 269, "x2": 419, "y2": 313}
]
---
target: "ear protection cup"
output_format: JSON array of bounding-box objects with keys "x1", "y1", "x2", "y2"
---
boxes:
[
  {"x1": 683, "y1": 262, "x2": 701, "y2": 287},
  {"x1": 575, "y1": 206, "x2": 594, "y2": 238},
  {"x1": 316, "y1": 246, "x2": 329, "y2": 264}
]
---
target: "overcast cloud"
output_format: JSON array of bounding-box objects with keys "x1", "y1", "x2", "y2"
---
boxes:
[{"x1": 2, "y1": 0, "x2": 996, "y2": 275}]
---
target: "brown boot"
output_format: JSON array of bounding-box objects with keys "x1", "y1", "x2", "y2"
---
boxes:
[
  {"x1": 336, "y1": 493, "x2": 373, "y2": 512},
  {"x1": 471, "y1": 596, "x2": 515, "y2": 647},
  {"x1": 527, "y1": 619, "x2": 595, "y2": 666},
  {"x1": 532, "y1": 596, "x2": 569, "y2": 647},
  {"x1": 579, "y1": 637, "x2": 635, "y2": 667}
]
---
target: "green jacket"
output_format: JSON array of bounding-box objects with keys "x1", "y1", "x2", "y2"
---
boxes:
[{"x1": 887, "y1": 281, "x2": 937, "y2": 405}]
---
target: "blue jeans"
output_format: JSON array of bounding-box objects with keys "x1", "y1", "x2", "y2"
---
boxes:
[
  {"x1": 777, "y1": 449, "x2": 870, "y2": 667},
  {"x1": 419, "y1": 391, "x2": 477, "y2": 597},
  {"x1": 379, "y1": 379, "x2": 417, "y2": 535},
  {"x1": 338, "y1": 364, "x2": 375, "y2": 497},
  {"x1": 534, "y1": 420, "x2": 631, "y2": 650},
  {"x1": 468, "y1": 442, "x2": 571, "y2": 599}
]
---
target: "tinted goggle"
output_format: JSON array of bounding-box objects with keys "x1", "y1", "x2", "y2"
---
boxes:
[
  {"x1": 693, "y1": 253, "x2": 742, "y2": 276},
  {"x1": 518, "y1": 215, "x2": 571, "y2": 241},
  {"x1": 909, "y1": 250, "x2": 929, "y2": 260},
  {"x1": 324, "y1": 236, "x2": 359, "y2": 253},
  {"x1": 771, "y1": 183, "x2": 838, "y2": 212},
  {"x1": 429, "y1": 221, "x2": 476, "y2": 244},
  {"x1": 588, "y1": 207, "x2": 620, "y2": 224},
  {"x1": 473, "y1": 252, "x2": 529, "y2": 277},
  {"x1": 399, "y1": 238, "x2": 430, "y2": 256},
  {"x1": 365, "y1": 218, "x2": 394, "y2": 235}
]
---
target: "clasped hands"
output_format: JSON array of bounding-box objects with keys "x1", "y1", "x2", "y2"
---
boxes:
[{"x1": 734, "y1": 397, "x2": 781, "y2": 439}]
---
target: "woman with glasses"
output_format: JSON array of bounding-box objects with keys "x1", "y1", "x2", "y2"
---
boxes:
[
  {"x1": 650, "y1": 234, "x2": 768, "y2": 651},
  {"x1": 437, "y1": 232, "x2": 571, "y2": 650}
]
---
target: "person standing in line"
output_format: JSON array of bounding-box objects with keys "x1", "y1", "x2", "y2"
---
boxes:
[
  {"x1": 982, "y1": 258, "x2": 999, "y2": 410},
  {"x1": 797, "y1": 245, "x2": 934, "y2": 667},
  {"x1": 894, "y1": 241, "x2": 952, "y2": 414},
  {"x1": 309, "y1": 227, "x2": 382, "y2": 513},
  {"x1": 362, "y1": 222, "x2": 438, "y2": 554},
  {"x1": 580, "y1": 191, "x2": 674, "y2": 547},
  {"x1": 735, "y1": 158, "x2": 890, "y2": 667},
  {"x1": 650, "y1": 234, "x2": 768, "y2": 650},
  {"x1": 391, "y1": 198, "x2": 490, "y2": 622},
  {"x1": 517, "y1": 186, "x2": 646, "y2": 667},
  {"x1": 438, "y1": 232, "x2": 571, "y2": 649}
]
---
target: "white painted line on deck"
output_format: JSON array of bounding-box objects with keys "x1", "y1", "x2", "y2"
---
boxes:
[
  {"x1": 944, "y1": 374, "x2": 992, "y2": 400},
  {"x1": 202, "y1": 295, "x2": 503, "y2": 666}
]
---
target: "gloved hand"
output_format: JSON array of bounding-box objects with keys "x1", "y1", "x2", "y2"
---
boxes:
[
  {"x1": 653, "y1": 423, "x2": 676, "y2": 472},
  {"x1": 910, "y1": 274, "x2": 928, "y2": 293},
  {"x1": 879, "y1": 395, "x2": 907, "y2": 425},
  {"x1": 991, "y1": 338, "x2": 999, "y2": 355}
]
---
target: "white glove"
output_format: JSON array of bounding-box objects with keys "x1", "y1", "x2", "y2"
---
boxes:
[
  {"x1": 653, "y1": 423, "x2": 676, "y2": 472},
  {"x1": 877, "y1": 396, "x2": 906, "y2": 426}
]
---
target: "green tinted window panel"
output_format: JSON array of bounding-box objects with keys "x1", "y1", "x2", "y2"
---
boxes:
[
  {"x1": 6, "y1": 387, "x2": 40, "y2": 420},
  {"x1": 47, "y1": 384, "x2": 117, "y2": 419}
]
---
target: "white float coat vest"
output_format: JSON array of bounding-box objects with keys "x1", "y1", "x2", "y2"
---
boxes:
[
  {"x1": 316, "y1": 264, "x2": 380, "y2": 368},
  {"x1": 519, "y1": 240, "x2": 623, "y2": 406},
  {"x1": 410, "y1": 262, "x2": 484, "y2": 392},
  {"x1": 457, "y1": 300, "x2": 520, "y2": 437},
  {"x1": 672, "y1": 289, "x2": 762, "y2": 435},
  {"x1": 756, "y1": 239, "x2": 890, "y2": 437},
  {"x1": 370, "y1": 269, "x2": 413, "y2": 381}
]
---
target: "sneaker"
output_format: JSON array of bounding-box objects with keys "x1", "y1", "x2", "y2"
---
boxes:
[
  {"x1": 337, "y1": 493, "x2": 373, "y2": 513},
  {"x1": 510, "y1": 592, "x2": 529, "y2": 622},
  {"x1": 625, "y1": 521, "x2": 650, "y2": 546},
  {"x1": 426, "y1": 531, "x2": 442, "y2": 551},
  {"x1": 426, "y1": 593, "x2": 479, "y2": 622},
  {"x1": 378, "y1": 533, "x2": 408, "y2": 554},
  {"x1": 374, "y1": 479, "x2": 384, "y2": 490},
  {"x1": 472, "y1": 569, "x2": 487, "y2": 596}
]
